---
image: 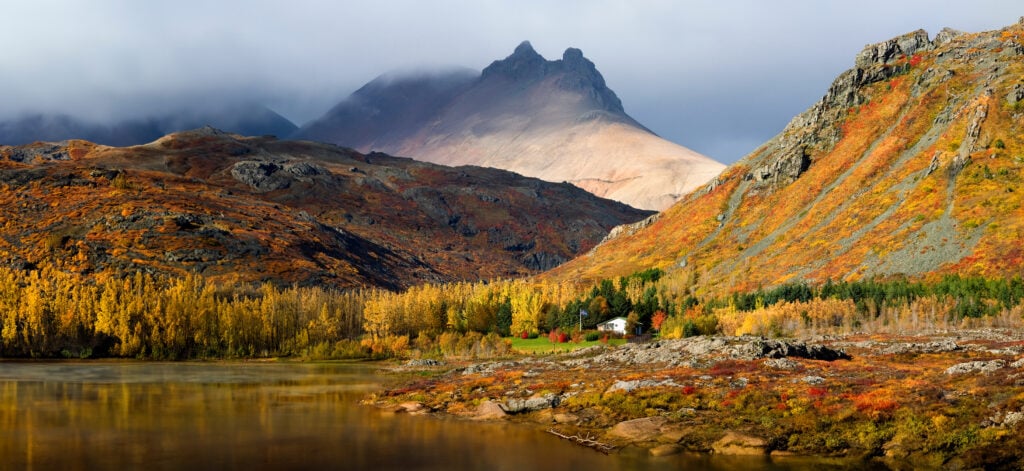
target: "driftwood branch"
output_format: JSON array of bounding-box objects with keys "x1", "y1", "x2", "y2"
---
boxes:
[{"x1": 546, "y1": 428, "x2": 616, "y2": 454}]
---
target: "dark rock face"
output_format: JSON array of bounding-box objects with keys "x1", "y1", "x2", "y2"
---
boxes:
[
  {"x1": 480, "y1": 41, "x2": 625, "y2": 114},
  {"x1": 2, "y1": 142, "x2": 73, "y2": 162},
  {"x1": 1007, "y1": 83, "x2": 1024, "y2": 106},
  {"x1": 855, "y1": 30, "x2": 933, "y2": 67},
  {"x1": 748, "y1": 146, "x2": 810, "y2": 186},
  {"x1": 481, "y1": 41, "x2": 548, "y2": 81},
  {"x1": 230, "y1": 161, "x2": 291, "y2": 192},
  {"x1": 744, "y1": 339, "x2": 851, "y2": 361},
  {"x1": 230, "y1": 160, "x2": 328, "y2": 192}
]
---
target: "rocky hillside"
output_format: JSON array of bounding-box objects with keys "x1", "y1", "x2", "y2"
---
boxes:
[
  {"x1": 0, "y1": 103, "x2": 298, "y2": 147},
  {"x1": 0, "y1": 128, "x2": 650, "y2": 289},
  {"x1": 294, "y1": 42, "x2": 724, "y2": 211},
  {"x1": 546, "y1": 19, "x2": 1024, "y2": 294}
]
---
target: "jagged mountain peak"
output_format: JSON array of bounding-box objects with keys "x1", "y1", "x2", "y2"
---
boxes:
[
  {"x1": 481, "y1": 40, "x2": 548, "y2": 81},
  {"x1": 514, "y1": 40, "x2": 539, "y2": 56},
  {"x1": 295, "y1": 41, "x2": 724, "y2": 211}
]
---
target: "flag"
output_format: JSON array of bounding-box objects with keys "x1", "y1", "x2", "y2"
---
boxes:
[{"x1": 579, "y1": 309, "x2": 588, "y2": 317}]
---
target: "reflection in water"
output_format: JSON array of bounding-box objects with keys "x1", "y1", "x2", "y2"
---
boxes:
[{"x1": 0, "y1": 362, "x2": 850, "y2": 471}]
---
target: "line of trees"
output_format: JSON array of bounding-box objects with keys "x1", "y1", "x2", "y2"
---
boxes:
[
  {"x1": 1, "y1": 263, "x2": 1022, "y2": 359},
  {"x1": 722, "y1": 276, "x2": 1024, "y2": 319},
  {"x1": 0, "y1": 267, "x2": 366, "y2": 359}
]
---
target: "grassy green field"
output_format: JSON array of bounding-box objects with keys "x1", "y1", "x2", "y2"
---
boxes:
[{"x1": 509, "y1": 336, "x2": 627, "y2": 354}]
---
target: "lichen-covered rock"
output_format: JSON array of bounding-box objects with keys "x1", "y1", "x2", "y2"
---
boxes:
[
  {"x1": 945, "y1": 360, "x2": 1005, "y2": 375},
  {"x1": 406, "y1": 359, "x2": 444, "y2": 367},
  {"x1": 605, "y1": 378, "x2": 680, "y2": 394},
  {"x1": 501, "y1": 393, "x2": 560, "y2": 414},
  {"x1": 1004, "y1": 411, "x2": 1024, "y2": 427},
  {"x1": 934, "y1": 27, "x2": 964, "y2": 45},
  {"x1": 230, "y1": 159, "x2": 328, "y2": 192},
  {"x1": 855, "y1": 30, "x2": 933, "y2": 67},
  {"x1": 230, "y1": 160, "x2": 290, "y2": 191},
  {"x1": 764, "y1": 358, "x2": 801, "y2": 370}
]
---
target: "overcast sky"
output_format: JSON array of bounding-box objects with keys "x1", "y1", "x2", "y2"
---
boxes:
[{"x1": 1, "y1": 1, "x2": 1020, "y2": 162}]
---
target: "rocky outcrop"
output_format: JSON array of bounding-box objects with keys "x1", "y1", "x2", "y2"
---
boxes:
[
  {"x1": 473, "y1": 400, "x2": 508, "y2": 420},
  {"x1": 596, "y1": 213, "x2": 661, "y2": 247},
  {"x1": 934, "y1": 27, "x2": 964, "y2": 46},
  {"x1": 764, "y1": 358, "x2": 801, "y2": 370},
  {"x1": 561, "y1": 336, "x2": 849, "y2": 369},
  {"x1": 747, "y1": 145, "x2": 810, "y2": 186},
  {"x1": 2, "y1": 142, "x2": 74, "y2": 163},
  {"x1": 740, "y1": 338, "x2": 851, "y2": 361},
  {"x1": 945, "y1": 360, "x2": 1005, "y2": 375},
  {"x1": 501, "y1": 393, "x2": 561, "y2": 414},
  {"x1": 1007, "y1": 84, "x2": 1024, "y2": 107},
  {"x1": 950, "y1": 97, "x2": 990, "y2": 177},
  {"x1": 711, "y1": 432, "x2": 769, "y2": 455},
  {"x1": 855, "y1": 30, "x2": 933, "y2": 67},
  {"x1": 607, "y1": 417, "x2": 667, "y2": 442},
  {"x1": 605, "y1": 378, "x2": 680, "y2": 394},
  {"x1": 230, "y1": 160, "x2": 328, "y2": 192}
]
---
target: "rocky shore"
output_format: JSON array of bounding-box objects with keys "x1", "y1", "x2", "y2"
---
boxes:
[{"x1": 372, "y1": 330, "x2": 1024, "y2": 469}]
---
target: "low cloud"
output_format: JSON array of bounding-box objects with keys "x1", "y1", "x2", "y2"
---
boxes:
[{"x1": 0, "y1": 0, "x2": 1019, "y2": 161}]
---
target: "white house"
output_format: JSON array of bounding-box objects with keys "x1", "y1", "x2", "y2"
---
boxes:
[{"x1": 596, "y1": 317, "x2": 627, "y2": 335}]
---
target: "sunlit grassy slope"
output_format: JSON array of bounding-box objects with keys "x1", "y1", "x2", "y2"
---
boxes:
[{"x1": 546, "y1": 21, "x2": 1024, "y2": 297}]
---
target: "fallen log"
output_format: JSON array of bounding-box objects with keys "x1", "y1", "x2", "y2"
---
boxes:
[{"x1": 546, "y1": 428, "x2": 616, "y2": 454}]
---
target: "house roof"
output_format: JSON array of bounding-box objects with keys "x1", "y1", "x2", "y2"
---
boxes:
[{"x1": 596, "y1": 316, "x2": 627, "y2": 326}]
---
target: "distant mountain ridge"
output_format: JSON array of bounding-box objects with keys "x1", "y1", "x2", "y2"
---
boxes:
[
  {"x1": 0, "y1": 103, "x2": 297, "y2": 147},
  {"x1": 545, "y1": 19, "x2": 1024, "y2": 294},
  {"x1": 294, "y1": 41, "x2": 725, "y2": 210}
]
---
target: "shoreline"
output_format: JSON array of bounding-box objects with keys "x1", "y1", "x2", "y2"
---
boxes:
[{"x1": 371, "y1": 330, "x2": 1024, "y2": 469}]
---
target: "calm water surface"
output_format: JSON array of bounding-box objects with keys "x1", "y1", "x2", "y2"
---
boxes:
[{"x1": 0, "y1": 361, "x2": 863, "y2": 470}]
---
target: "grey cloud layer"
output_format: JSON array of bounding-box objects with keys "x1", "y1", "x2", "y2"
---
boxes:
[{"x1": 0, "y1": 0, "x2": 1018, "y2": 162}]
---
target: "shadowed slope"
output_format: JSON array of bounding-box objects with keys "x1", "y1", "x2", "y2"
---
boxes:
[{"x1": 0, "y1": 128, "x2": 651, "y2": 289}]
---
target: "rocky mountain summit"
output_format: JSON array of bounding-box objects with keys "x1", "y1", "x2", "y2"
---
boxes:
[
  {"x1": 547, "y1": 19, "x2": 1024, "y2": 293},
  {"x1": 0, "y1": 128, "x2": 650, "y2": 289},
  {"x1": 294, "y1": 42, "x2": 724, "y2": 211},
  {"x1": 480, "y1": 41, "x2": 627, "y2": 115}
]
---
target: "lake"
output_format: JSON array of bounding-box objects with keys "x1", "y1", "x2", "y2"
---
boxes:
[{"x1": 0, "y1": 361, "x2": 868, "y2": 470}]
